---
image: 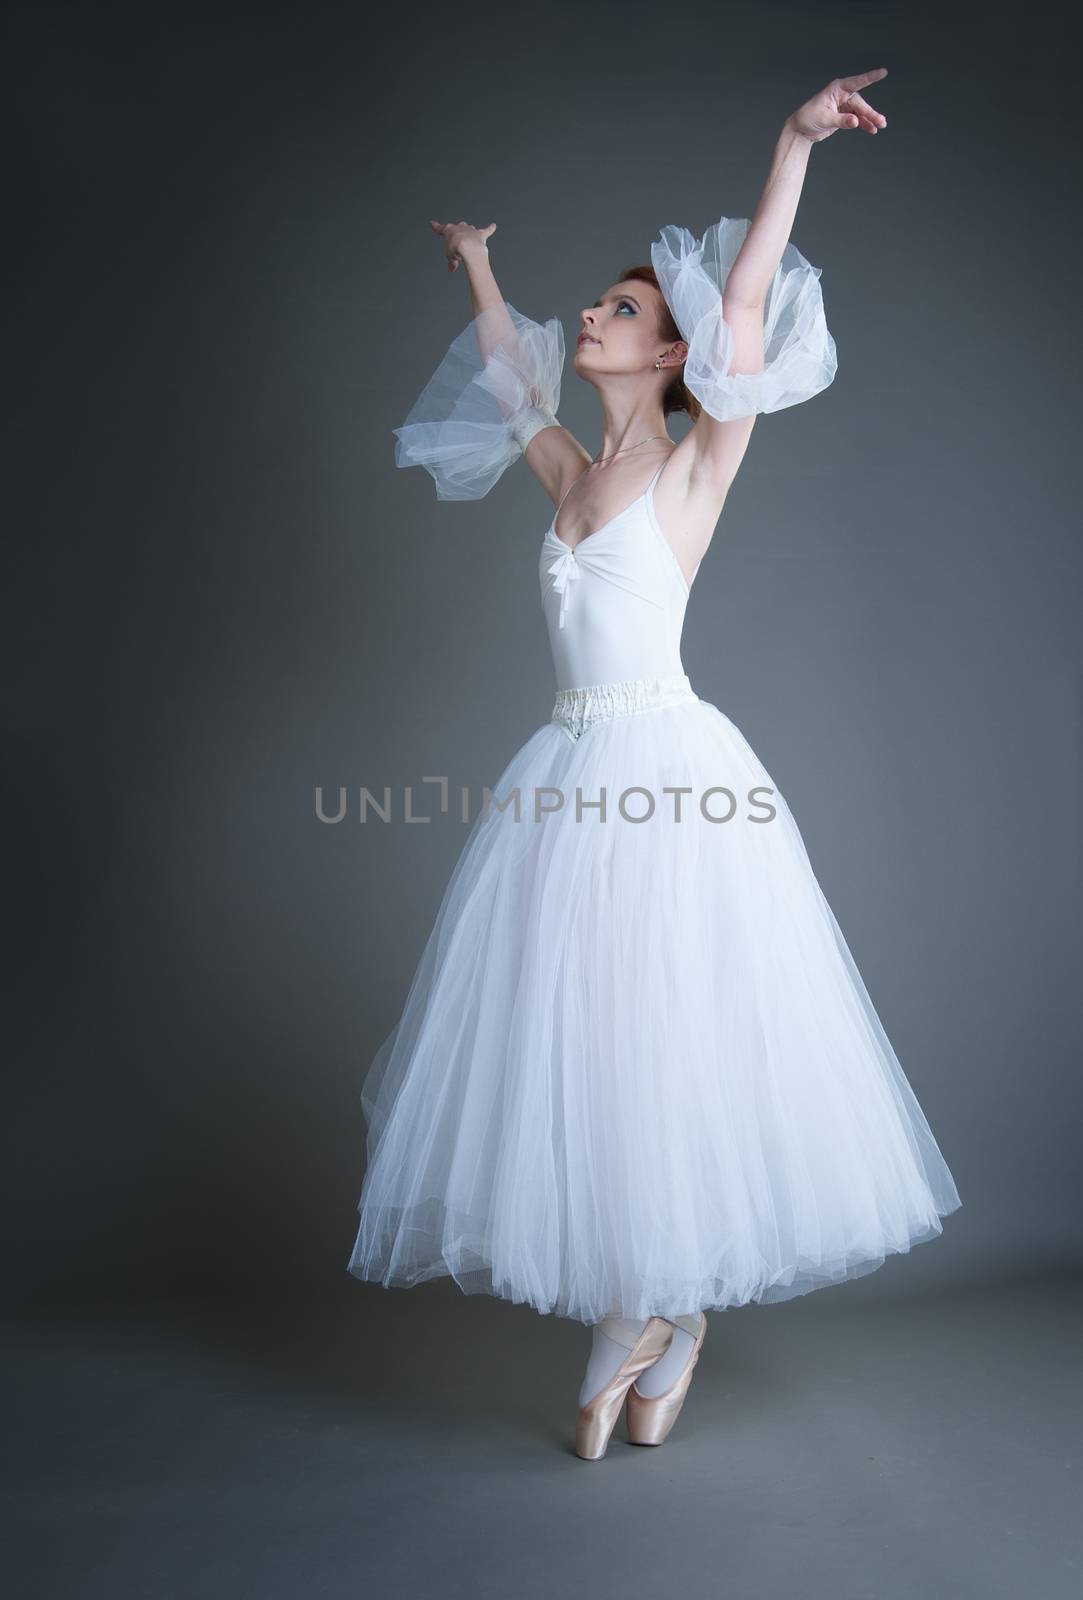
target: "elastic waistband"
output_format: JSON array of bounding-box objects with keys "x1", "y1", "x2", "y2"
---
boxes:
[{"x1": 550, "y1": 672, "x2": 698, "y2": 741}]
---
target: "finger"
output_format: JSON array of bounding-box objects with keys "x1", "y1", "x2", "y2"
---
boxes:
[
  {"x1": 845, "y1": 92, "x2": 887, "y2": 127},
  {"x1": 843, "y1": 104, "x2": 879, "y2": 134},
  {"x1": 837, "y1": 67, "x2": 888, "y2": 93}
]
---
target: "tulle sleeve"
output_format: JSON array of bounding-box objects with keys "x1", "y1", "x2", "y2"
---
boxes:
[
  {"x1": 391, "y1": 301, "x2": 566, "y2": 501},
  {"x1": 651, "y1": 215, "x2": 837, "y2": 422}
]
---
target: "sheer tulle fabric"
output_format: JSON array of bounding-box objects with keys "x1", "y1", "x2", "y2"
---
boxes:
[
  {"x1": 348, "y1": 699, "x2": 962, "y2": 1325},
  {"x1": 391, "y1": 300, "x2": 565, "y2": 500},
  {"x1": 651, "y1": 214, "x2": 838, "y2": 421},
  {"x1": 390, "y1": 215, "x2": 837, "y2": 508}
]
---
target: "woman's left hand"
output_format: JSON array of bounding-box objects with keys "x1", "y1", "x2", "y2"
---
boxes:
[{"x1": 786, "y1": 70, "x2": 889, "y2": 143}]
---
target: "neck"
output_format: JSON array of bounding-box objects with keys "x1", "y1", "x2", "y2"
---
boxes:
[{"x1": 594, "y1": 384, "x2": 671, "y2": 465}]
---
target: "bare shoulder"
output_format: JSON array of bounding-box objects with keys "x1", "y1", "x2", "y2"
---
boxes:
[{"x1": 522, "y1": 423, "x2": 593, "y2": 507}]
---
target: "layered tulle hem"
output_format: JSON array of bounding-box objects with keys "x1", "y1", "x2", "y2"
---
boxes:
[{"x1": 347, "y1": 1196, "x2": 959, "y2": 1325}]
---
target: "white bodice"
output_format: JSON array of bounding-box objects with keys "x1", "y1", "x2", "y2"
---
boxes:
[{"x1": 539, "y1": 461, "x2": 700, "y2": 692}]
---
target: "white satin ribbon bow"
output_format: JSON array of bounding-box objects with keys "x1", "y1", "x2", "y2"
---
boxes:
[{"x1": 546, "y1": 547, "x2": 582, "y2": 629}]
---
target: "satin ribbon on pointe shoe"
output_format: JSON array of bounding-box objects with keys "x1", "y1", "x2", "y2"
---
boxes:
[
  {"x1": 575, "y1": 1317, "x2": 674, "y2": 1461},
  {"x1": 625, "y1": 1312, "x2": 707, "y2": 1447}
]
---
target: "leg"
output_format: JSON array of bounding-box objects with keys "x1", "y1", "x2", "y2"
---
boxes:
[
  {"x1": 577, "y1": 1314, "x2": 650, "y2": 1408},
  {"x1": 634, "y1": 1312, "x2": 704, "y2": 1396}
]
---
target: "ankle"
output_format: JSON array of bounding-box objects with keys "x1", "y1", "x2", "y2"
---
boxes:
[
  {"x1": 633, "y1": 1314, "x2": 702, "y2": 1399},
  {"x1": 577, "y1": 1315, "x2": 650, "y2": 1409}
]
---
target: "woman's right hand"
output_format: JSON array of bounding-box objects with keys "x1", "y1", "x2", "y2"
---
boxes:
[{"x1": 429, "y1": 219, "x2": 497, "y2": 274}]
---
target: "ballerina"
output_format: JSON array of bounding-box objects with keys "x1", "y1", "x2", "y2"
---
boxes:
[{"x1": 348, "y1": 67, "x2": 962, "y2": 1462}]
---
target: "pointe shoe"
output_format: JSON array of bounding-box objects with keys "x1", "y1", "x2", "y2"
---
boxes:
[
  {"x1": 625, "y1": 1311, "x2": 707, "y2": 1447},
  {"x1": 575, "y1": 1316, "x2": 674, "y2": 1461}
]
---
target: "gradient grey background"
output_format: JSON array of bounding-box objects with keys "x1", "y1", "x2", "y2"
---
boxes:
[{"x1": 6, "y1": 2, "x2": 1082, "y2": 1596}]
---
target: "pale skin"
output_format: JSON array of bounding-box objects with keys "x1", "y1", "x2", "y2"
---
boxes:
[{"x1": 430, "y1": 70, "x2": 888, "y2": 593}]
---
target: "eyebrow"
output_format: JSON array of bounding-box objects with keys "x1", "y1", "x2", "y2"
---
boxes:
[{"x1": 593, "y1": 292, "x2": 643, "y2": 310}]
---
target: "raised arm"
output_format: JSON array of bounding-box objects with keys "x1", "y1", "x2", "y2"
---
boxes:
[
  {"x1": 392, "y1": 220, "x2": 586, "y2": 503},
  {"x1": 430, "y1": 221, "x2": 591, "y2": 504},
  {"x1": 431, "y1": 221, "x2": 515, "y2": 358},
  {"x1": 662, "y1": 69, "x2": 888, "y2": 497}
]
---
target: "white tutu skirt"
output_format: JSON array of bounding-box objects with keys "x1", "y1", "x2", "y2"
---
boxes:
[{"x1": 347, "y1": 688, "x2": 962, "y2": 1325}]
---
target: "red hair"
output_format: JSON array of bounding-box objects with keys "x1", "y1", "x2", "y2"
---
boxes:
[{"x1": 618, "y1": 264, "x2": 701, "y2": 422}]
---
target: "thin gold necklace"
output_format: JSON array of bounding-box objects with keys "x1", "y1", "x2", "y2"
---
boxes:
[{"x1": 591, "y1": 434, "x2": 670, "y2": 467}]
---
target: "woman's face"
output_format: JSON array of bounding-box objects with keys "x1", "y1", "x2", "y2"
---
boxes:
[{"x1": 574, "y1": 281, "x2": 673, "y2": 377}]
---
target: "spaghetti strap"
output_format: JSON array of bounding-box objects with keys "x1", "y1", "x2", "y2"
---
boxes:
[
  {"x1": 553, "y1": 474, "x2": 579, "y2": 518},
  {"x1": 644, "y1": 452, "x2": 674, "y2": 517}
]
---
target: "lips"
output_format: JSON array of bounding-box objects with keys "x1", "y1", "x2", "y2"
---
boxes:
[{"x1": 578, "y1": 335, "x2": 599, "y2": 347}]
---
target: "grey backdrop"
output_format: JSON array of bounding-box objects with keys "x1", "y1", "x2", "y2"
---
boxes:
[
  {"x1": 7, "y1": 3, "x2": 1080, "y2": 1309},
  {"x1": 7, "y1": 5, "x2": 1083, "y2": 1597}
]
